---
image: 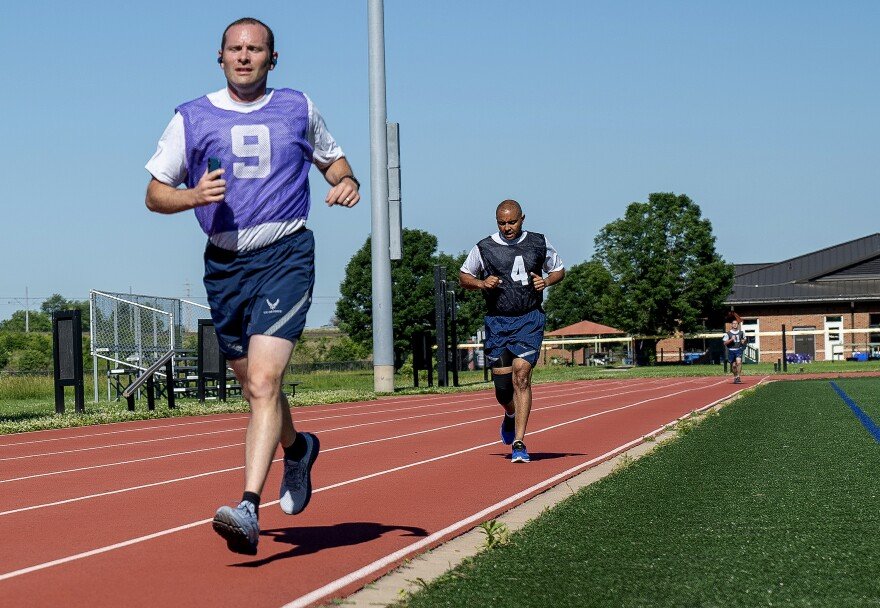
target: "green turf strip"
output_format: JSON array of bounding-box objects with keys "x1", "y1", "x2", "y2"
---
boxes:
[{"x1": 400, "y1": 379, "x2": 880, "y2": 607}]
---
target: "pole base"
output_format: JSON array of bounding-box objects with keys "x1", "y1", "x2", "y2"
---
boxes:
[{"x1": 374, "y1": 365, "x2": 395, "y2": 393}]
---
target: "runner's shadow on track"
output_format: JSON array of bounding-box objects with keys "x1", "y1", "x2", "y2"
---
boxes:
[
  {"x1": 490, "y1": 452, "x2": 587, "y2": 462},
  {"x1": 231, "y1": 522, "x2": 428, "y2": 567}
]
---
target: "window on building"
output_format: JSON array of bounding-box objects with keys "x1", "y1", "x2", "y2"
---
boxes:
[{"x1": 870, "y1": 313, "x2": 880, "y2": 348}]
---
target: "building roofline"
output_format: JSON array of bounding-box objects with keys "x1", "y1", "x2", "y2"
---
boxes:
[{"x1": 734, "y1": 233, "x2": 880, "y2": 278}]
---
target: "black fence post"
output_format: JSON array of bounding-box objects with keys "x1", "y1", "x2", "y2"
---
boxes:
[
  {"x1": 449, "y1": 291, "x2": 459, "y2": 387},
  {"x1": 146, "y1": 374, "x2": 156, "y2": 411},
  {"x1": 198, "y1": 320, "x2": 227, "y2": 402},
  {"x1": 434, "y1": 265, "x2": 448, "y2": 387},
  {"x1": 52, "y1": 309, "x2": 85, "y2": 414},
  {"x1": 166, "y1": 358, "x2": 176, "y2": 409},
  {"x1": 412, "y1": 333, "x2": 420, "y2": 388}
]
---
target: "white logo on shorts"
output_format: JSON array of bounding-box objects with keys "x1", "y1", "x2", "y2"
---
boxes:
[{"x1": 264, "y1": 298, "x2": 283, "y2": 315}]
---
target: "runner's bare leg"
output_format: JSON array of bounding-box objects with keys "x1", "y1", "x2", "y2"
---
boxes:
[{"x1": 228, "y1": 335, "x2": 295, "y2": 496}]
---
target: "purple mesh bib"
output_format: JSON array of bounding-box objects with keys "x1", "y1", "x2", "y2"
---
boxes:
[{"x1": 176, "y1": 88, "x2": 313, "y2": 237}]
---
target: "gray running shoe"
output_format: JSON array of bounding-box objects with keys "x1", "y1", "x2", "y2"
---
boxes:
[
  {"x1": 280, "y1": 432, "x2": 320, "y2": 515},
  {"x1": 212, "y1": 500, "x2": 259, "y2": 555}
]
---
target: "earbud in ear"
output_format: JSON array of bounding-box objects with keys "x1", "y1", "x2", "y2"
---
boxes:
[
  {"x1": 271, "y1": 57, "x2": 277, "y2": 66},
  {"x1": 217, "y1": 56, "x2": 222, "y2": 64}
]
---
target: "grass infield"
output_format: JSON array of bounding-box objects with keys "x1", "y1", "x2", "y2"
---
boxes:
[{"x1": 399, "y1": 378, "x2": 880, "y2": 607}]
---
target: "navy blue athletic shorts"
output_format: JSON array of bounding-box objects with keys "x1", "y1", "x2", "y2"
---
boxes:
[
  {"x1": 203, "y1": 229, "x2": 314, "y2": 360},
  {"x1": 484, "y1": 309, "x2": 546, "y2": 368},
  {"x1": 727, "y1": 348, "x2": 743, "y2": 364}
]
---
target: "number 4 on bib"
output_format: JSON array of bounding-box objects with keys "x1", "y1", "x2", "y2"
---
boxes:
[{"x1": 510, "y1": 256, "x2": 529, "y2": 285}]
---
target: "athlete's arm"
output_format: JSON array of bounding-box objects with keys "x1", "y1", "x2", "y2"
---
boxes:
[
  {"x1": 145, "y1": 170, "x2": 225, "y2": 214},
  {"x1": 459, "y1": 271, "x2": 502, "y2": 290},
  {"x1": 319, "y1": 157, "x2": 360, "y2": 208},
  {"x1": 531, "y1": 268, "x2": 565, "y2": 292}
]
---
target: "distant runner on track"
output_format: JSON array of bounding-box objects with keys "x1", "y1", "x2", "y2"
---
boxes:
[
  {"x1": 460, "y1": 200, "x2": 565, "y2": 463},
  {"x1": 723, "y1": 312, "x2": 749, "y2": 384},
  {"x1": 145, "y1": 17, "x2": 360, "y2": 555}
]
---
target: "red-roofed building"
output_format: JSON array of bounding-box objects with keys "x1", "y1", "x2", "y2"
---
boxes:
[
  {"x1": 545, "y1": 320, "x2": 624, "y2": 338},
  {"x1": 542, "y1": 320, "x2": 626, "y2": 365}
]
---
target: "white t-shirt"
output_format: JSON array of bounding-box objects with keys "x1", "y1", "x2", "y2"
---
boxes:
[
  {"x1": 460, "y1": 232, "x2": 564, "y2": 278},
  {"x1": 145, "y1": 87, "x2": 344, "y2": 188}
]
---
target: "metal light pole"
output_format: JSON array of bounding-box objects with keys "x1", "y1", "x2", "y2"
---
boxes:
[{"x1": 368, "y1": 0, "x2": 395, "y2": 392}]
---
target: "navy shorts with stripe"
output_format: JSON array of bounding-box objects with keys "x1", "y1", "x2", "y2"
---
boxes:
[
  {"x1": 484, "y1": 309, "x2": 546, "y2": 367},
  {"x1": 203, "y1": 228, "x2": 314, "y2": 360},
  {"x1": 727, "y1": 348, "x2": 743, "y2": 363}
]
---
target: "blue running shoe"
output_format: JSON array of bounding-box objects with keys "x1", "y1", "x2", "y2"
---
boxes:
[
  {"x1": 511, "y1": 440, "x2": 530, "y2": 463},
  {"x1": 500, "y1": 413, "x2": 516, "y2": 445},
  {"x1": 212, "y1": 500, "x2": 259, "y2": 555},
  {"x1": 280, "y1": 432, "x2": 320, "y2": 515}
]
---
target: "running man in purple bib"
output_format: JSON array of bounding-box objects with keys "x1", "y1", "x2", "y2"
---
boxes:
[{"x1": 145, "y1": 18, "x2": 359, "y2": 555}]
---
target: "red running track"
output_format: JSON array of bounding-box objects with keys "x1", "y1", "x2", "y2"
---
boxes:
[{"x1": 0, "y1": 376, "x2": 756, "y2": 607}]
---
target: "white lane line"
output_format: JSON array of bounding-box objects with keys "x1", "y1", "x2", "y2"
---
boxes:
[
  {"x1": 1, "y1": 378, "x2": 701, "y2": 488},
  {"x1": 0, "y1": 380, "x2": 630, "y2": 461},
  {"x1": 0, "y1": 415, "x2": 249, "y2": 448},
  {"x1": 0, "y1": 427, "x2": 245, "y2": 462},
  {"x1": 0, "y1": 443, "x2": 245, "y2": 484},
  {"x1": 0, "y1": 379, "x2": 638, "y2": 449}
]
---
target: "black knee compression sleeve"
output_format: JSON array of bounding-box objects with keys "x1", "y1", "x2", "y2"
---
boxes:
[
  {"x1": 492, "y1": 349, "x2": 515, "y2": 405},
  {"x1": 494, "y1": 371, "x2": 513, "y2": 406}
]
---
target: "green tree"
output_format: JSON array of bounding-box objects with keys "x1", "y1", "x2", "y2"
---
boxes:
[
  {"x1": 325, "y1": 336, "x2": 370, "y2": 362},
  {"x1": 40, "y1": 294, "x2": 72, "y2": 314},
  {"x1": 594, "y1": 192, "x2": 733, "y2": 362},
  {"x1": 544, "y1": 260, "x2": 618, "y2": 330},
  {"x1": 336, "y1": 230, "x2": 486, "y2": 369},
  {"x1": 40, "y1": 294, "x2": 91, "y2": 326},
  {"x1": 337, "y1": 229, "x2": 438, "y2": 369},
  {"x1": 0, "y1": 310, "x2": 51, "y2": 332},
  {"x1": 17, "y1": 348, "x2": 52, "y2": 373}
]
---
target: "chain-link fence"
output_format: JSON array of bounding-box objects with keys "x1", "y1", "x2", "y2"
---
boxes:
[{"x1": 89, "y1": 290, "x2": 211, "y2": 371}]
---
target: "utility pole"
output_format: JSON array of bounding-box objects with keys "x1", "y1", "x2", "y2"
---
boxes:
[
  {"x1": 367, "y1": 0, "x2": 395, "y2": 392},
  {"x1": 8, "y1": 287, "x2": 31, "y2": 332}
]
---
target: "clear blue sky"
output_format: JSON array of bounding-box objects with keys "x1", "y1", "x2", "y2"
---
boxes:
[{"x1": 2, "y1": 1, "x2": 878, "y2": 326}]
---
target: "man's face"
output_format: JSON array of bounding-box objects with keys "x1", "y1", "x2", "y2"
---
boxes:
[
  {"x1": 219, "y1": 24, "x2": 276, "y2": 100},
  {"x1": 496, "y1": 207, "x2": 524, "y2": 240},
  {"x1": 731, "y1": 320, "x2": 739, "y2": 331}
]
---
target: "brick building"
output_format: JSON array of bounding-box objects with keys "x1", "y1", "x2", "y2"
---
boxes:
[{"x1": 726, "y1": 234, "x2": 880, "y2": 362}]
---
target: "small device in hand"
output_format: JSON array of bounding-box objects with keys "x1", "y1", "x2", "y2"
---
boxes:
[{"x1": 208, "y1": 157, "x2": 221, "y2": 172}]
